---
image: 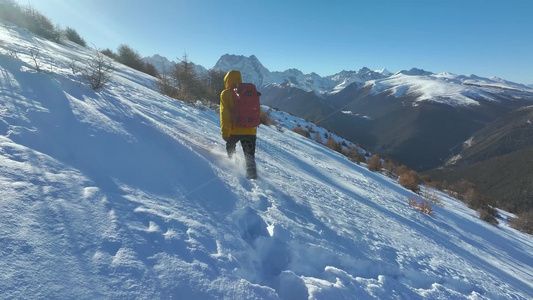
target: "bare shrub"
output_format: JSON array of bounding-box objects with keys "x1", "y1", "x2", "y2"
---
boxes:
[
  {"x1": 399, "y1": 171, "x2": 420, "y2": 192},
  {"x1": 382, "y1": 159, "x2": 397, "y2": 178},
  {"x1": 509, "y1": 211, "x2": 533, "y2": 234},
  {"x1": 420, "y1": 185, "x2": 442, "y2": 206},
  {"x1": 344, "y1": 147, "x2": 366, "y2": 164},
  {"x1": 71, "y1": 46, "x2": 114, "y2": 90},
  {"x1": 292, "y1": 125, "x2": 310, "y2": 138},
  {"x1": 425, "y1": 179, "x2": 444, "y2": 191},
  {"x1": 157, "y1": 72, "x2": 178, "y2": 98},
  {"x1": 261, "y1": 109, "x2": 277, "y2": 126},
  {"x1": 462, "y1": 187, "x2": 487, "y2": 210},
  {"x1": 367, "y1": 154, "x2": 381, "y2": 171},
  {"x1": 408, "y1": 196, "x2": 433, "y2": 215},
  {"x1": 394, "y1": 164, "x2": 410, "y2": 177},
  {"x1": 144, "y1": 61, "x2": 158, "y2": 77},
  {"x1": 29, "y1": 47, "x2": 43, "y2": 72},
  {"x1": 325, "y1": 137, "x2": 342, "y2": 153},
  {"x1": 419, "y1": 201, "x2": 433, "y2": 215},
  {"x1": 478, "y1": 206, "x2": 499, "y2": 225},
  {"x1": 408, "y1": 196, "x2": 418, "y2": 208},
  {"x1": 448, "y1": 180, "x2": 476, "y2": 200}
]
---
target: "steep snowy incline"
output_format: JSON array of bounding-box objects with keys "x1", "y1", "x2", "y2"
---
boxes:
[{"x1": 0, "y1": 25, "x2": 532, "y2": 299}]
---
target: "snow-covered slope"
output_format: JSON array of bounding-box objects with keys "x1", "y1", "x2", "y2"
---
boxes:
[
  {"x1": 1, "y1": 25, "x2": 532, "y2": 300},
  {"x1": 368, "y1": 69, "x2": 533, "y2": 106}
]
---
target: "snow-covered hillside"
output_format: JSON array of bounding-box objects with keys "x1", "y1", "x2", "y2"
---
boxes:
[
  {"x1": 1, "y1": 25, "x2": 532, "y2": 300},
  {"x1": 368, "y1": 69, "x2": 533, "y2": 107}
]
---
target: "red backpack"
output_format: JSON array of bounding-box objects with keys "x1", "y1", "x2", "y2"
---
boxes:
[{"x1": 233, "y1": 83, "x2": 261, "y2": 128}]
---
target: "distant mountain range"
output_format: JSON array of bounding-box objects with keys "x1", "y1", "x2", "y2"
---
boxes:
[
  {"x1": 211, "y1": 54, "x2": 533, "y2": 107},
  {"x1": 145, "y1": 53, "x2": 533, "y2": 106}
]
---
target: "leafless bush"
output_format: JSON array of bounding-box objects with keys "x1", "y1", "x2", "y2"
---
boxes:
[
  {"x1": 292, "y1": 125, "x2": 310, "y2": 138},
  {"x1": 29, "y1": 47, "x2": 43, "y2": 72},
  {"x1": 0, "y1": 40, "x2": 18, "y2": 58},
  {"x1": 325, "y1": 137, "x2": 342, "y2": 153},
  {"x1": 71, "y1": 46, "x2": 114, "y2": 90},
  {"x1": 408, "y1": 196, "x2": 433, "y2": 215},
  {"x1": 344, "y1": 147, "x2": 366, "y2": 164},
  {"x1": 8, "y1": 48, "x2": 18, "y2": 58},
  {"x1": 420, "y1": 185, "x2": 443, "y2": 206},
  {"x1": 382, "y1": 159, "x2": 397, "y2": 178},
  {"x1": 509, "y1": 211, "x2": 533, "y2": 234},
  {"x1": 478, "y1": 206, "x2": 499, "y2": 225},
  {"x1": 157, "y1": 72, "x2": 179, "y2": 98},
  {"x1": 261, "y1": 109, "x2": 277, "y2": 126}
]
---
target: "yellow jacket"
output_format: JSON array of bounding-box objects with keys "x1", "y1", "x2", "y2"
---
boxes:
[{"x1": 220, "y1": 70, "x2": 260, "y2": 139}]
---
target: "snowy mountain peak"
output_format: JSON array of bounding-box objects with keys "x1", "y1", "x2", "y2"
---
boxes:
[
  {"x1": 213, "y1": 54, "x2": 271, "y2": 86},
  {"x1": 397, "y1": 68, "x2": 434, "y2": 76},
  {"x1": 375, "y1": 68, "x2": 393, "y2": 76},
  {"x1": 370, "y1": 69, "x2": 533, "y2": 107},
  {"x1": 143, "y1": 54, "x2": 173, "y2": 73}
]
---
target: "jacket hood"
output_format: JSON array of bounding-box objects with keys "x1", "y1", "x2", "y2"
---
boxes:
[{"x1": 224, "y1": 70, "x2": 242, "y2": 89}]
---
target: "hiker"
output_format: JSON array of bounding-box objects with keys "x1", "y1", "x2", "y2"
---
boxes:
[{"x1": 220, "y1": 70, "x2": 261, "y2": 179}]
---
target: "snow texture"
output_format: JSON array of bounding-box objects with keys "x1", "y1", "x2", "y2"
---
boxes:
[{"x1": 0, "y1": 24, "x2": 532, "y2": 300}]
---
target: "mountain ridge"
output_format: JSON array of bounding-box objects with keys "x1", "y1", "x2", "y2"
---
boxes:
[{"x1": 145, "y1": 53, "x2": 533, "y2": 108}]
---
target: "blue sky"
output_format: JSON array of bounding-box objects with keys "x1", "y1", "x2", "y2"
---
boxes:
[{"x1": 22, "y1": 0, "x2": 533, "y2": 84}]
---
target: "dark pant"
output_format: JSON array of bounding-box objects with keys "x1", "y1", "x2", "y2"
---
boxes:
[{"x1": 226, "y1": 135, "x2": 257, "y2": 177}]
